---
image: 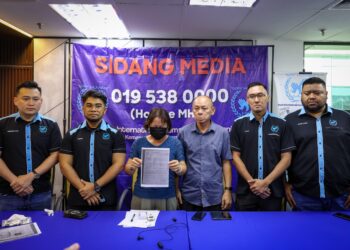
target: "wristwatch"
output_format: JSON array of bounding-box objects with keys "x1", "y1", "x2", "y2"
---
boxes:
[
  {"x1": 94, "y1": 182, "x2": 101, "y2": 192},
  {"x1": 32, "y1": 169, "x2": 40, "y2": 179},
  {"x1": 224, "y1": 187, "x2": 232, "y2": 191}
]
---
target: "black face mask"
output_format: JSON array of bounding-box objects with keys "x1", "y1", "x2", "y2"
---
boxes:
[{"x1": 149, "y1": 127, "x2": 167, "y2": 140}]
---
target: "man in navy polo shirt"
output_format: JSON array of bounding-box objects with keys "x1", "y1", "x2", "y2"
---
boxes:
[
  {"x1": 0, "y1": 81, "x2": 62, "y2": 210},
  {"x1": 285, "y1": 77, "x2": 350, "y2": 211},
  {"x1": 230, "y1": 82, "x2": 295, "y2": 211},
  {"x1": 59, "y1": 90, "x2": 126, "y2": 210}
]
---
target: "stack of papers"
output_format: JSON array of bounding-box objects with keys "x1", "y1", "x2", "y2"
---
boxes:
[{"x1": 118, "y1": 210, "x2": 160, "y2": 228}]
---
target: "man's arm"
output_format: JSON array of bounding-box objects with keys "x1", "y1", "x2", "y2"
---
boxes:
[
  {"x1": 232, "y1": 151, "x2": 254, "y2": 183},
  {"x1": 11, "y1": 151, "x2": 59, "y2": 192},
  {"x1": 59, "y1": 153, "x2": 84, "y2": 191},
  {"x1": 233, "y1": 151, "x2": 271, "y2": 199},
  {"x1": 0, "y1": 153, "x2": 18, "y2": 184},
  {"x1": 79, "y1": 152, "x2": 126, "y2": 200},
  {"x1": 221, "y1": 159, "x2": 232, "y2": 210},
  {"x1": 250, "y1": 152, "x2": 292, "y2": 197}
]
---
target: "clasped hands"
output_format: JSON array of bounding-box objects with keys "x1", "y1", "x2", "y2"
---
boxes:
[
  {"x1": 79, "y1": 180, "x2": 101, "y2": 206},
  {"x1": 10, "y1": 174, "x2": 35, "y2": 197},
  {"x1": 248, "y1": 179, "x2": 271, "y2": 199}
]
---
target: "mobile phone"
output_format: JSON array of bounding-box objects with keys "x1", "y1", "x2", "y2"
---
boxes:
[
  {"x1": 210, "y1": 211, "x2": 232, "y2": 220},
  {"x1": 64, "y1": 209, "x2": 88, "y2": 219},
  {"x1": 191, "y1": 211, "x2": 206, "y2": 221},
  {"x1": 333, "y1": 212, "x2": 350, "y2": 221}
]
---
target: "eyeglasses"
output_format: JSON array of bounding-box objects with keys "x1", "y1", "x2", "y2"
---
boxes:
[{"x1": 247, "y1": 93, "x2": 266, "y2": 100}]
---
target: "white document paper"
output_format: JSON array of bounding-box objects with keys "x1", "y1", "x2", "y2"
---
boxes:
[
  {"x1": 141, "y1": 147, "x2": 169, "y2": 188},
  {"x1": 118, "y1": 210, "x2": 160, "y2": 228},
  {"x1": 0, "y1": 222, "x2": 41, "y2": 243}
]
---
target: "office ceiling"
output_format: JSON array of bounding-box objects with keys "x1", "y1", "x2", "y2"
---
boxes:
[{"x1": 0, "y1": 0, "x2": 350, "y2": 42}]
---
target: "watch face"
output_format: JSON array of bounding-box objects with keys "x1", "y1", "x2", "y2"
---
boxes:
[{"x1": 94, "y1": 183, "x2": 101, "y2": 192}]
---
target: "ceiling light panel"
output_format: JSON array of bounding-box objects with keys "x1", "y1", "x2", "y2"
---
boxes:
[
  {"x1": 189, "y1": 0, "x2": 256, "y2": 7},
  {"x1": 50, "y1": 4, "x2": 129, "y2": 38}
]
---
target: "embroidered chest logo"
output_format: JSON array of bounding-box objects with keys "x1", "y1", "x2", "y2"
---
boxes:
[
  {"x1": 102, "y1": 133, "x2": 110, "y2": 140},
  {"x1": 271, "y1": 125, "x2": 279, "y2": 133},
  {"x1": 39, "y1": 125, "x2": 48, "y2": 134},
  {"x1": 329, "y1": 119, "x2": 337, "y2": 126}
]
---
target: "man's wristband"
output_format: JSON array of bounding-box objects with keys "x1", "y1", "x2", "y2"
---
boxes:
[
  {"x1": 224, "y1": 187, "x2": 232, "y2": 192},
  {"x1": 94, "y1": 182, "x2": 101, "y2": 192},
  {"x1": 32, "y1": 169, "x2": 40, "y2": 179}
]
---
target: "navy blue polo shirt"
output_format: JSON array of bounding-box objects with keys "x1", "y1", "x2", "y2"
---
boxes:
[
  {"x1": 230, "y1": 111, "x2": 295, "y2": 197},
  {"x1": 60, "y1": 119, "x2": 126, "y2": 207},
  {"x1": 0, "y1": 112, "x2": 62, "y2": 194},
  {"x1": 285, "y1": 106, "x2": 350, "y2": 198}
]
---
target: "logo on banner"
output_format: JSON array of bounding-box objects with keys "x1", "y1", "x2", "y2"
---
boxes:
[
  {"x1": 39, "y1": 126, "x2": 48, "y2": 134},
  {"x1": 230, "y1": 87, "x2": 250, "y2": 117},
  {"x1": 329, "y1": 119, "x2": 337, "y2": 126},
  {"x1": 271, "y1": 125, "x2": 279, "y2": 133},
  {"x1": 284, "y1": 77, "x2": 303, "y2": 102}
]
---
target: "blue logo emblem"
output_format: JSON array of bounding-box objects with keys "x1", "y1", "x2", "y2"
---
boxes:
[
  {"x1": 284, "y1": 77, "x2": 303, "y2": 102},
  {"x1": 271, "y1": 125, "x2": 279, "y2": 133},
  {"x1": 39, "y1": 125, "x2": 48, "y2": 134},
  {"x1": 329, "y1": 119, "x2": 337, "y2": 126},
  {"x1": 230, "y1": 87, "x2": 250, "y2": 117},
  {"x1": 102, "y1": 133, "x2": 110, "y2": 140}
]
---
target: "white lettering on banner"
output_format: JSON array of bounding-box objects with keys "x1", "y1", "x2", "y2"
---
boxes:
[
  {"x1": 111, "y1": 88, "x2": 229, "y2": 105},
  {"x1": 178, "y1": 109, "x2": 194, "y2": 118},
  {"x1": 130, "y1": 108, "x2": 194, "y2": 120},
  {"x1": 130, "y1": 108, "x2": 149, "y2": 120}
]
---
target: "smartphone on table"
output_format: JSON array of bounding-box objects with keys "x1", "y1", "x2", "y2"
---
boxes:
[{"x1": 191, "y1": 211, "x2": 207, "y2": 221}]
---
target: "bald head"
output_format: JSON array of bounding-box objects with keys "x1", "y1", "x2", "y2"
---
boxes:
[{"x1": 192, "y1": 95, "x2": 214, "y2": 109}]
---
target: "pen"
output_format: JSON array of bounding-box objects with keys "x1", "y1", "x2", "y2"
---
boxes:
[{"x1": 130, "y1": 213, "x2": 136, "y2": 222}]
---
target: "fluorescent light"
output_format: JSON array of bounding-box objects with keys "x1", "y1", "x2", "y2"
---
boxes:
[
  {"x1": 50, "y1": 4, "x2": 129, "y2": 38},
  {"x1": 189, "y1": 0, "x2": 256, "y2": 7},
  {"x1": 0, "y1": 18, "x2": 33, "y2": 38}
]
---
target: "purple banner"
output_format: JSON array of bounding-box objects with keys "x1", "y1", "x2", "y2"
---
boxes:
[{"x1": 72, "y1": 44, "x2": 268, "y2": 139}]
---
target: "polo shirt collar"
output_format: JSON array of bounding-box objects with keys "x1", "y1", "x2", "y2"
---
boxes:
[
  {"x1": 249, "y1": 111, "x2": 270, "y2": 122},
  {"x1": 80, "y1": 119, "x2": 108, "y2": 131},
  {"x1": 298, "y1": 105, "x2": 333, "y2": 116},
  {"x1": 15, "y1": 112, "x2": 42, "y2": 123},
  {"x1": 191, "y1": 120, "x2": 216, "y2": 133}
]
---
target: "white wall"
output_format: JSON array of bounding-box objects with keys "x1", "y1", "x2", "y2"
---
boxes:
[
  {"x1": 257, "y1": 39, "x2": 304, "y2": 113},
  {"x1": 34, "y1": 38, "x2": 68, "y2": 206}
]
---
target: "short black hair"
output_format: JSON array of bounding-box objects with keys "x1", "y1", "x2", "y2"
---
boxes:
[
  {"x1": 16, "y1": 81, "x2": 42, "y2": 95},
  {"x1": 144, "y1": 107, "x2": 172, "y2": 131},
  {"x1": 302, "y1": 77, "x2": 326, "y2": 88},
  {"x1": 247, "y1": 81, "x2": 268, "y2": 91},
  {"x1": 82, "y1": 90, "x2": 107, "y2": 105}
]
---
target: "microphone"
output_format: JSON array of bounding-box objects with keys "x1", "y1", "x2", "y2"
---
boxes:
[{"x1": 157, "y1": 241, "x2": 164, "y2": 249}]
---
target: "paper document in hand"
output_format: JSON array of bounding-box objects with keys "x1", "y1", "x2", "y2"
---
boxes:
[{"x1": 141, "y1": 147, "x2": 169, "y2": 187}]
